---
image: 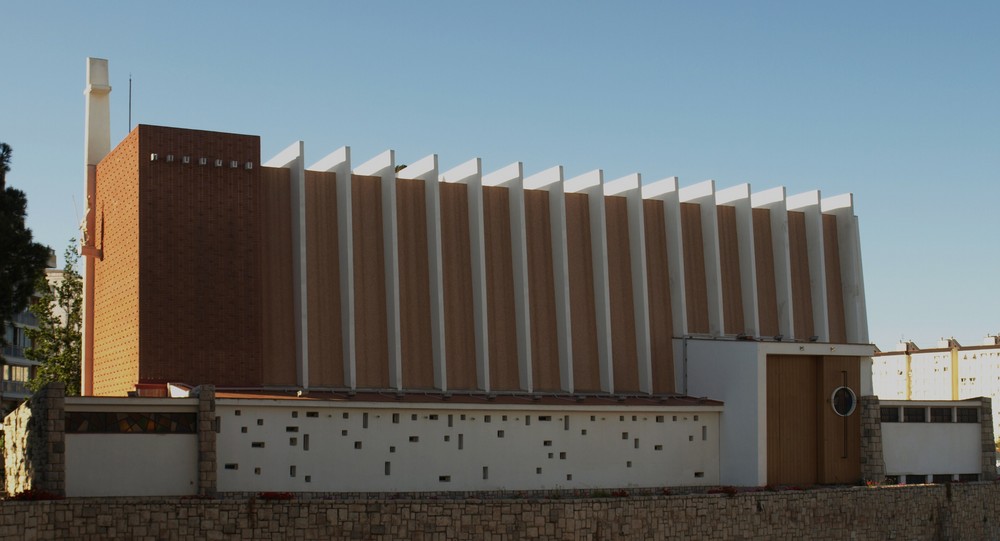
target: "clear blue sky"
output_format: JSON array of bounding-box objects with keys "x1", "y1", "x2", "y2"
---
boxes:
[{"x1": 3, "y1": 1, "x2": 997, "y2": 350}]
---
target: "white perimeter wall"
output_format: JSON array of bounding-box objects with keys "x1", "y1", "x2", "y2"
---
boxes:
[
  {"x1": 215, "y1": 401, "x2": 721, "y2": 493},
  {"x1": 882, "y1": 423, "x2": 980, "y2": 477},
  {"x1": 65, "y1": 434, "x2": 198, "y2": 497}
]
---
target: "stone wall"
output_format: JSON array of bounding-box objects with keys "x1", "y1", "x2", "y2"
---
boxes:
[
  {"x1": 2, "y1": 483, "x2": 1000, "y2": 540},
  {"x1": 859, "y1": 395, "x2": 885, "y2": 483},
  {"x1": 981, "y1": 397, "x2": 997, "y2": 480},
  {"x1": 2, "y1": 382, "x2": 65, "y2": 496}
]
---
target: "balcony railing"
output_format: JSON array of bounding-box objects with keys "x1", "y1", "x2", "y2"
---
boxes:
[
  {"x1": 11, "y1": 311, "x2": 38, "y2": 327},
  {"x1": 1, "y1": 344, "x2": 27, "y2": 360},
  {"x1": 1, "y1": 380, "x2": 30, "y2": 396}
]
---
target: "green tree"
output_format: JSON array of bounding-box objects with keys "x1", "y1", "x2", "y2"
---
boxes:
[
  {"x1": 0, "y1": 142, "x2": 50, "y2": 359},
  {"x1": 25, "y1": 243, "x2": 82, "y2": 396}
]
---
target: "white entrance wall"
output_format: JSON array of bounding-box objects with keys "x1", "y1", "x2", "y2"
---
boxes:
[
  {"x1": 215, "y1": 400, "x2": 722, "y2": 492},
  {"x1": 683, "y1": 338, "x2": 876, "y2": 486}
]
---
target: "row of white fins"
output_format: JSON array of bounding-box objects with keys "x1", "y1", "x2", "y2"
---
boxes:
[{"x1": 264, "y1": 142, "x2": 869, "y2": 394}]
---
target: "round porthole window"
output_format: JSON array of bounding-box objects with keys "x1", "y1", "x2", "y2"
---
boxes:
[{"x1": 831, "y1": 386, "x2": 857, "y2": 417}]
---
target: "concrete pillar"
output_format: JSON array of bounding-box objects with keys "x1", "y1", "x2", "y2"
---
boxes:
[
  {"x1": 197, "y1": 385, "x2": 217, "y2": 496},
  {"x1": 859, "y1": 395, "x2": 886, "y2": 484}
]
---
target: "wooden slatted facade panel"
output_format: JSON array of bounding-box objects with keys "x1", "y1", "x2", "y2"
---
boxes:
[
  {"x1": 524, "y1": 190, "x2": 561, "y2": 392},
  {"x1": 642, "y1": 199, "x2": 675, "y2": 393},
  {"x1": 823, "y1": 215, "x2": 847, "y2": 344},
  {"x1": 752, "y1": 208, "x2": 779, "y2": 337},
  {"x1": 717, "y1": 205, "x2": 745, "y2": 335},
  {"x1": 351, "y1": 174, "x2": 390, "y2": 389},
  {"x1": 439, "y1": 183, "x2": 478, "y2": 390},
  {"x1": 787, "y1": 211, "x2": 813, "y2": 339},
  {"x1": 482, "y1": 186, "x2": 520, "y2": 391},
  {"x1": 680, "y1": 203, "x2": 710, "y2": 334},
  {"x1": 565, "y1": 193, "x2": 601, "y2": 392},
  {"x1": 766, "y1": 355, "x2": 819, "y2": 486},
  {"x1": 304, "y1": 170, "x2": 343, "y2": 387},
  {"x1": 396, "y1": 178, "x2": 435, "y2": 389},
  {"x1": 605, "y1": 196, "x2": 640, "y2": 392},
  {"x1": 259, "y1": 166, "x2": 297, "y2": 385}
]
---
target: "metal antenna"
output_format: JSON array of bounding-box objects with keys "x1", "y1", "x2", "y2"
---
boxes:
[{"x1": 128, "y1": 73, "x2": 132, "y2": 130}]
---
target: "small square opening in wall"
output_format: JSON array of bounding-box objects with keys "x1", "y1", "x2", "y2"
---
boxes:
[
  {"x1": 411, "y1": 414, "x2": 418, "y2": 421},
  {"x1": 254, "y1": 468, "x2": 261, "y2": 475},
  {"x1": 483, "y1": 467, "x2": 489, "y2": 480},
  {"x1": 632, "y1": 415, "x2": 637, "y2": 422},
  {"x1": 305, "y1": 476, "x2": 311, "y2": 483},
  {"x1": 235, "y1": 410, "x2": 242, "y2": 416},
  {"x1": 241, "y1": 427, "x2": 247, "y2": 433},
  {"x1": 502, "y1": 415, "x2": 508, "y2": 421},
  {"x1": 654, "y1": 445, "x2": 663, "y2": 451},
  {"x1": 251, "y1": 442, "x2": 265, "y2": 448},
  {"x1": 409, "y1": 436, "x2": 419, "y2": 442},
  {"x1": 385, "y1": 462, "x2": 391, "y2": 476},
  {"x1": 292, "y1": 411, "x2": 298, "y2": 418},
  {"x1": 622, "y1": 432, "x2": 629, "y2": 440},
  {"x1": 619, "y1": 415, "x2": 625, "y2": 422},
  {"x1": 627, "y1": 461, "x2": 632, "y2": 468},
  {"x1": 389, "y1": 446, "x2": 395, "y2": 453},
  {"x1": 566, "y1": 474, "x2": 573, "y2": 481},
  {"x1": 461, "y1": 415, "x2": 466, "y2": 421},
  {"x1": 306, "y1": 411, "x2": 318, "y2": 418},
  {"x1": 363, "y1": 413, "x2": 369, "y2": 428},
  {"x1": 564, "y1": 417, "x2": 570, "y2": 430},
  {"x1": 689, "y1": 435, "x2": 694, "y2": 442},
  {"x1": 224, "y1": 463, "x2": 239, "y2": 470},
  {"x1": 656, "y1": 416, "x2": 664, "y2": 423},
  {"x1": 536, "y1": 467, "x2": 542, "y2": 475},
  {"x1": 694, "y1": 472, "x2": 704, "y2": 478},
  {"x1": 257, "y1": 419, "x2": 264, "y2": 426},
  {"x1": 354, "y1": 441, "x2": 362, "y2": 449},
  {"x1": 559, "y1": 452, "x2": 566, "y2": 460},
  {"x1": 485, "y1": 415, "x2": 491, "y2": 423},
  {"x1": 286, "y1": 426, "x2": 299, "y2": 432},
  {"x1": 539, "y1": 416, "x2": 551, "y2": 422},
  {"x1": 290, "y1": 466, "x2": 297, "y2": 478},
  {"x1": 393, "y1": 413, "x2": 400, "y2": 424},
  {"x1": 448, "y1": 414, "x2": 453, "y2": 427},
  {"x1": 289, "y1": 438, "x2": 297, "y2": 446},
  {"x1": 429, "y1": 414, "x2": 438, "y2": 420},
  {"x1": 672, "y1": 416, "x2": 677, "y2": 422},
  {"x1": 702, "y1": 426, "x2": 708, "y2": 441},
  {"x1": 444, "y1": 435, "x2": 450, "y2": 442},
  {"x1": 343, "y1": 412, "x2": 349, "y2": 419},
  {"x1": 581, "y1": 429, "x2": 587, "y2": 436},
  {"x1": 439, "y1": 475, "x2": 451, "y2": 483},
  {"x1": 634, "y1": 439, "x2": 639, "y2": 449},
  {"x1": 548, "y1": 453, "x2": 554, "y2": 459},
  {"x1": 341, "y1": 430, "x2": 348, "y2": 436},
  {"x1": 497, "y1": 430, "x2": 505, "y2": 438},
  {"x1": 590, "y1": 416, "x2": 595, "y2": 422},
  {"x1": 543, "y1": 440, "x2": 552, "y2": 447},
  {"x1": 693, "y1": 415, "x2": 699, "y2": 421}
]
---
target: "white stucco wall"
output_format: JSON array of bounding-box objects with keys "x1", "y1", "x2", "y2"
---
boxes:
[
  {"x1": 880, "y1": 401, "x2": 982, "y2": 478},
  {"x1": 215, "y1": 401, "x2": 722, "y2": 492},
  {"x1": 65, "y1": 434, "x2": 198, "y2": 497}
]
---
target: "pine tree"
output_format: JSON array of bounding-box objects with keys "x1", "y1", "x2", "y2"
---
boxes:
[
  {"x1": 26, "y1": 243, "x2": 82, "y2": 396},
  {"x1": 0, "y1": 142, "x2": 51, "y2": 358}
]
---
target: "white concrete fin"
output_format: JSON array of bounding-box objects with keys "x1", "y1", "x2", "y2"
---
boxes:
[
  {"x1": 354, "y1": 150, "x2": 395, "y2": 176},
  {"x1": 619, "y1": 175, "x2": 653, "y2": 393},
  {"x1": 399, "y1": 154, "x2": 438, "y2": 181},
  {"x1": 311, "y1": 147, "x2": 357, "y2": 389},
  {"x1": 604, "y1": 173, "x2": 640, "y2": 196},
  {"x1": 84, "y1": 57, "x2": 111, "y2": 167},
  {"x1": 564, "y1": 169, "x2": 603, "y2": 193},
  {"x1": 786, "y1": 190, "x2": 821, "y2": 210},
  {"x1": 750, "y1": 186, "x2": 786, "y2": 208},
  {"x1": 483, "y1": 161, "x2": 523, "y2": 187},
  {"x1": 679, "y1": 180, "x2": 715, "y2": 202},
  {"x1": 641, "y1": 177, "x2": 679, "y2": 199},
  {"x1": 441, "y1": 158, "x2": 482, "y2": 184},
  {"x1": 264, "y1": 141, "x2": 304, "y2": 169},
  {"x1": 820, "y1": 193, "x2": 854, "y2": 213},
  {"x1": 715, "y1": 183, "x2": 751, "y2": 205},
  {"x1": 718, "y1": 183, "x2": 760, "y2": 337},
  {"x1": 522, "y1": 165, "x2": 563, "y2": 190},
  {"x1": 263, "y1": 141, "x2": 309, "y2": 388},
  {"x1": 307, "y1": 146, "x2": 349, "y2": 172}
]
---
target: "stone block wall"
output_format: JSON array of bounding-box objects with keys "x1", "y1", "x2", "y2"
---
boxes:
[
  {"x1": 2, "y1": 382, "x2": 65, "y2": 496},
  {"x1": 1, "y1": 483, "x2": 1000, "y2": 540},
  {"x1": 197, "y1": 385, "x2": 217, "y2": 496},
  {"x1": 859, "y1": 395, "x2": 885, "y2": 483},
  {"x1": 981, "y1": 397, "x2": 997, "y2": 480}
]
